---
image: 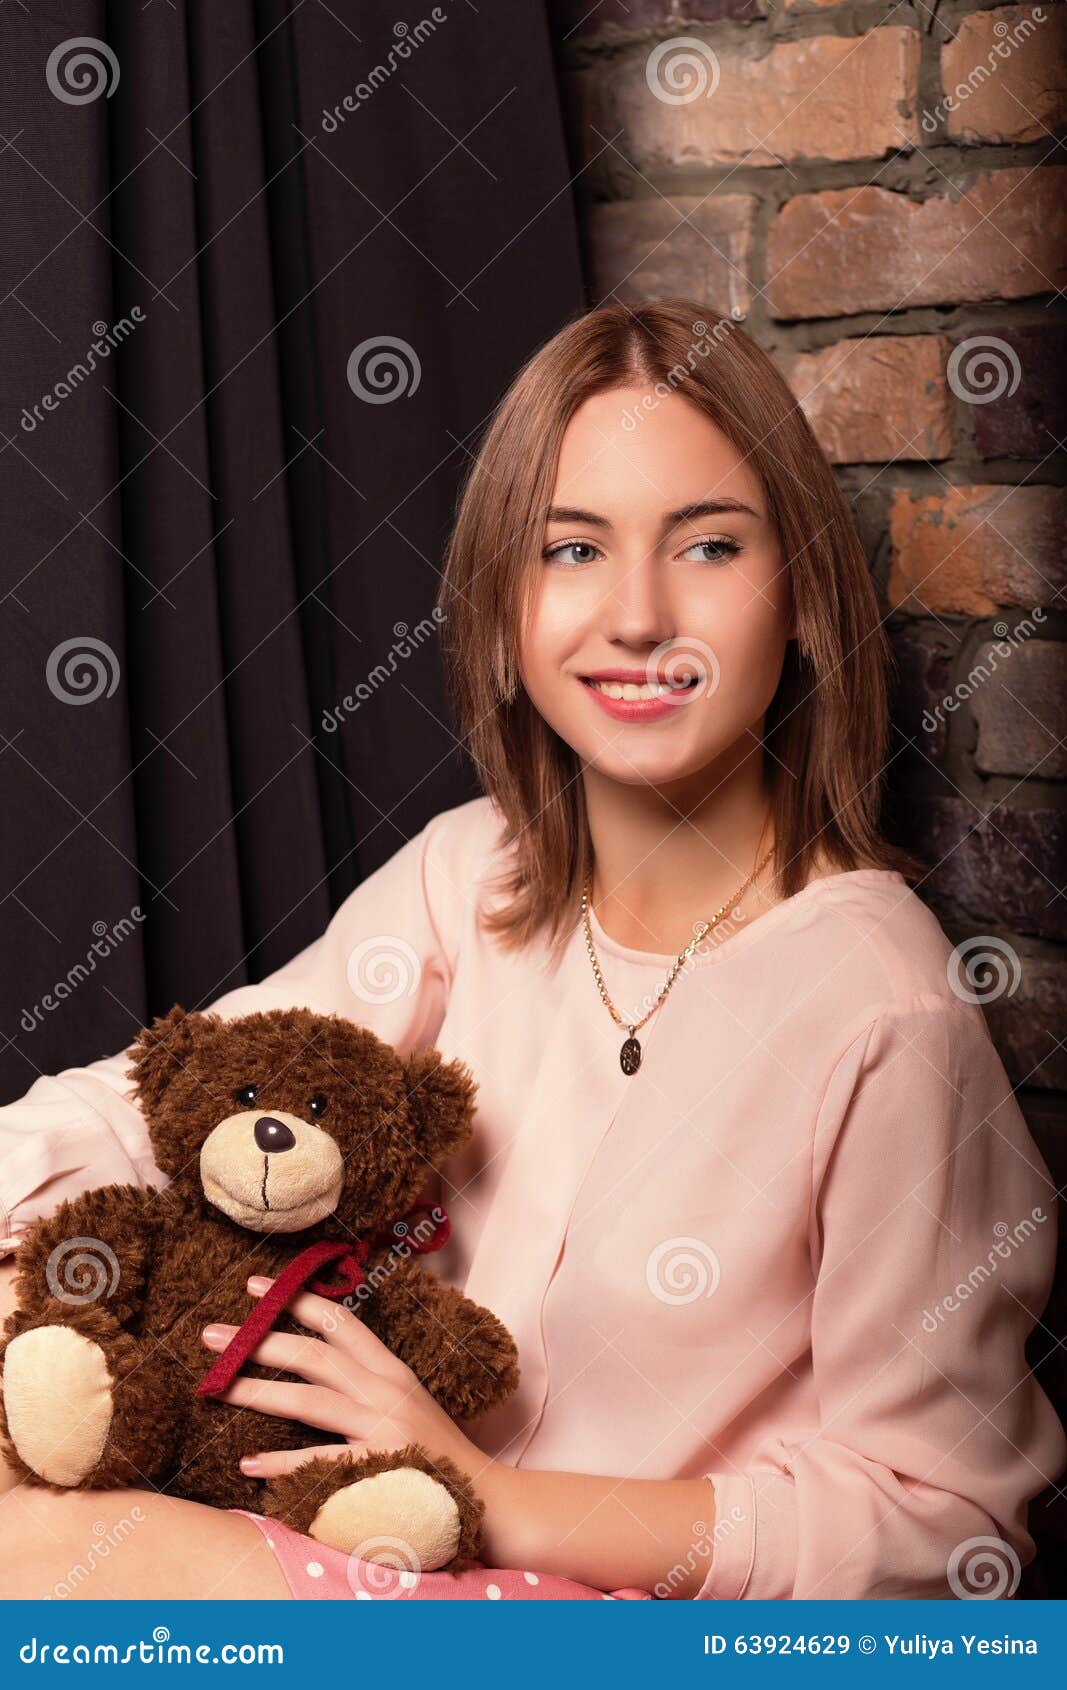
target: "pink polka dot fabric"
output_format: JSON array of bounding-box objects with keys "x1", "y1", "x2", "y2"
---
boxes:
[{"x1": 231, "y1": 1509, "x2": 653, "y2": 1601}]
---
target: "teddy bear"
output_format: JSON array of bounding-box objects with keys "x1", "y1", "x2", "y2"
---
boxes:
[{"x1": 0, "y1": 1005, "x2": 520, "y2": 1573}]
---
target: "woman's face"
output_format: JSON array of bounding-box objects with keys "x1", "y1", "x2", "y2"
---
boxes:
[{"x1": 518, "y1": 387, "x2": 794, "y2": 790}]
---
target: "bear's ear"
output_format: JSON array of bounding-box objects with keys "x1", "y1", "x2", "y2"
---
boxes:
[
  {"x1": 127, "y1": 1004, "x2": 215, "y2": 1115},
  {"x1": 402, "y1": 1048, "x2": 476, "y2": 1160}
]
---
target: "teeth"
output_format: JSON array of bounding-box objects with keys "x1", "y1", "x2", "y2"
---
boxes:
[{"x1": 588, "y1": 678, "x2": 692, "y2": 700}]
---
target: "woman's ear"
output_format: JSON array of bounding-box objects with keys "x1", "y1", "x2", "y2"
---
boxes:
[
  {"x1": 402, "y1": 1048, "x2": 477, "y2": 1160},
  {"x1": 127, "y1": 1004, "x2": 214, "y2": 1114}
]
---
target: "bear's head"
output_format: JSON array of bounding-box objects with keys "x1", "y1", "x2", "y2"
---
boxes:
[{"x1": 126, "y1": 1005, "x2": 475, "y2": 1237}]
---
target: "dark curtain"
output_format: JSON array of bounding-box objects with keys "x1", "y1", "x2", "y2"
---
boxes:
[{"x1": 0, "y1": 2, "x2": 584, "y2": 1101}]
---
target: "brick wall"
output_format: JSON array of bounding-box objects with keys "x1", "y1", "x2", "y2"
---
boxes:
[{"x1": 548, "y1": 0, "x2": 1067, "y2": 1592}]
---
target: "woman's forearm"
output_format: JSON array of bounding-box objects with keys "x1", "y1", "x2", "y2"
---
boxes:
[{"x1": 477, "y1": 1462, "x2": 716, "y2": 1597}]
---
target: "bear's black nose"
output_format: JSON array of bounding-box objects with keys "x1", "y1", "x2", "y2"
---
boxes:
[{"x1": 254, "y1": 1116, "x2": 296, "y2": 1153}]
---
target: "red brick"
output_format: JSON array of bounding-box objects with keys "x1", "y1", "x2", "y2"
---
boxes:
[
  {"x1": 589, "y1": 195, "x2": 757, "y2": 314},
  {"x1": 985, "y1": 957, "x2": 1067, "y2": 1090},
  {"x1": 619, "y1": 28, "x2": 919, "y2": 169},
  {"x1": 971, "y1": 638, "x2": 1067, "y2": 778},
  {"x1": 939, "y1": 5, "x2": 1066, "y2": 145},
  {"x1": 888, "y1": 484, "x2": 1067, "y2": 615},
  {"x1": 549, "y1": 0, "x2": 759, "y2": 36},
  {"x1": 961, "y1": 325, "x2": 1067, "y2": 461},
  {"x1": 767, "y1": 167, "x2": 1067, "y2": 320},
  {"x1": 781, "y1": 335, "x2": 953, "y2": 463},
  {"x1": 887, "y1": 622, "x2": 957, "y2": 761},
  {"x1": 901, "y1": 796, "x2": 1067, "y2": 942}
]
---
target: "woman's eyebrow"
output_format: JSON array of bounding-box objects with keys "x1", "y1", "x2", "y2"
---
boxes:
[
  {"x1": 546, "y1": 505, "x2": 612, "y2": 528},
  {"x1": 665, "y1": 498, "x2": 760, "y2": 525},
  {"x1": 545, "y1": 497, "x2": 760, "y2": 530}
]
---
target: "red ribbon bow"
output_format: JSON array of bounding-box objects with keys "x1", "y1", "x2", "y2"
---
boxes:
[{"x1": 196, "y1": 1200, "x2": 450, "y2": 1399}]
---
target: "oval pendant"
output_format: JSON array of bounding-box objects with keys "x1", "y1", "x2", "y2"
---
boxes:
[{"x1": 620, "y1": 1034, "x2": 642, "y2": 1075}]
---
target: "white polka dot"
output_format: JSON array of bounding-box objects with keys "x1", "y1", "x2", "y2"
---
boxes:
[
  {"x1": 485, "y1": 1583, "x2": 502, "y2": 1600},
  {"x1": 355, "y1": 1590, "x2": 373, "y2": 1600},
  {"x1": 306, "y1": 1562, "x2": 325, "y2": 1579},
  {"x1": 523, "y1": 1572, "x2": 539, "y2": 1585},
  {"x1": 398, "y1": 1570, "x2": 418, "y2": 1590}
]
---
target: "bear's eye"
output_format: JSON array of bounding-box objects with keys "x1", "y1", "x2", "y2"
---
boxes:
[
  {"x1": 235, "y1": 1084, "x2": 258, "y2": 1108},
  {"x1": 308, "y1": 1093, "x2": 328, "y2": 1119}
]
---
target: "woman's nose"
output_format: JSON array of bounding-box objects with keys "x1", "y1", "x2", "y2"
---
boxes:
[
  {"x1": 601, "y1": 554, "x2": 671, "y2": 649},
  {"x1": 254, "y1": 1115, "x2": 296, "y2": 1152}
]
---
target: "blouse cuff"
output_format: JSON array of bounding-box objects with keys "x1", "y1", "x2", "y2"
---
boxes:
[
  {"x1": 0, "y1": 1118, "x2": 147, "y2": 1260},
  {"x1": 695, "y1": 1470, "x2": 797, "y2": 1600},
  {"x1": 0, "y1": 1202, "x2": 17, "y2": 1261}
]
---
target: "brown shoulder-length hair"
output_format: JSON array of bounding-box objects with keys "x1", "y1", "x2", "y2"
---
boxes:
[{"x1": 437, "y1": 300, "x2": 922, "y2": 956}]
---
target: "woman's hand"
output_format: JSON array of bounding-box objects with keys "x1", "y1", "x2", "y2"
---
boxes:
[
  {"x1": 200, "y1": 1274, "x2": 491, "y2": 1484},
  {"x1": 201, "y1": 1273, "x2": 715, "y2": 1595}
]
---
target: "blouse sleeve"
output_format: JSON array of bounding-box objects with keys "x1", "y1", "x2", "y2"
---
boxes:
[
  {"x1": 0, "y1": 804, "x2": 473, "y2": 1259},
  {"x1": 696, "y1": 998, "x2": 1066, "y2": 1601}
]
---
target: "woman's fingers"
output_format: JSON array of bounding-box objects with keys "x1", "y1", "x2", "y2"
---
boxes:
[
  {"x1": 215, "y1": 1374, "x2": 368, "y2": 1437},
  {"x1": 239, "y1": 1443, "x2": 367, "y2": 1479},
  {"x1": 245, "y1": 1276, "x2": 412, "y2": 1381},
  {"x1": 202, "y1": 1325, "x2": 371, "y2": 1398}
]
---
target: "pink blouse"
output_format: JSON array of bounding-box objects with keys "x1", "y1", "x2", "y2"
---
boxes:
[{"x1": 1, "y1": 795, "x2": 1063, "y2": 1599}]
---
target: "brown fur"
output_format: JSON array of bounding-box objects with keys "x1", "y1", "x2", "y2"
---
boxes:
[{"x1": 0, "y1": 1006, "x2": 519, "y2": 1568}]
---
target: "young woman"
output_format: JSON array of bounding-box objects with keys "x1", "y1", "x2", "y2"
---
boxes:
[{"x1": 1, "y1": 302, "x2": 1062, "y2": 1603}]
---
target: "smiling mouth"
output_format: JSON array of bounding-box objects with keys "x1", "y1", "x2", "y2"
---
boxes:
[{"x1": 581, "y1": 675, "x2": 699, "y2": 701}]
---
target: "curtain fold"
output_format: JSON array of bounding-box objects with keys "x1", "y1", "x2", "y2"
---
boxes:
[{"x1": 0, "y1": 2, "x2": 584, "y2": 1100}]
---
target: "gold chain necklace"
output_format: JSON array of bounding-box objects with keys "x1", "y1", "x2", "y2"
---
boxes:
[{"x1": 580, "y1": 845, "x2": 775, "y2": 1076}]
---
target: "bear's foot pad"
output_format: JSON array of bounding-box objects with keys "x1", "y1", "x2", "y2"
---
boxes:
[
  {"x1": 3, "y1": 1325, "x2": 112, "y2": 1485},
  {"x1": 308, "y1": 1466, "x2": 462, "y2": 1571}
]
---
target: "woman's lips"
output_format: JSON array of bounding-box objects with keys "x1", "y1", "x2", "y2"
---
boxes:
[{"x1": 578, "y1": 675, "x2": 697, "y2": 723}]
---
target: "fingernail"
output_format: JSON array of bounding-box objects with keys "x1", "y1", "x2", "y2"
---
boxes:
[
  {"x1": 240, "y1": 1455, "x2": 263, "y2": 1473},
  {"x1": 247, "y1": 1276, "x2": 273, "y2": 1292},
  {"x1": 202, "y1": 1325, "x2": 233, "y2": 1343}
]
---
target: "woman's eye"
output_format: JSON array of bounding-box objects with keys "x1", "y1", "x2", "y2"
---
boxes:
[
  {"x1": 235, "y1": 1084, "x2": 258, "y2": 1108},
  {"x1": 308, "y1": 1093, "x2": 328, "y2": 1119},
  {"x1": 679, "y1": 536, "x2": 741, "y2": 565},
  {"x1": 543, "y1": 539, "x2": 601, "y2": 567}
]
